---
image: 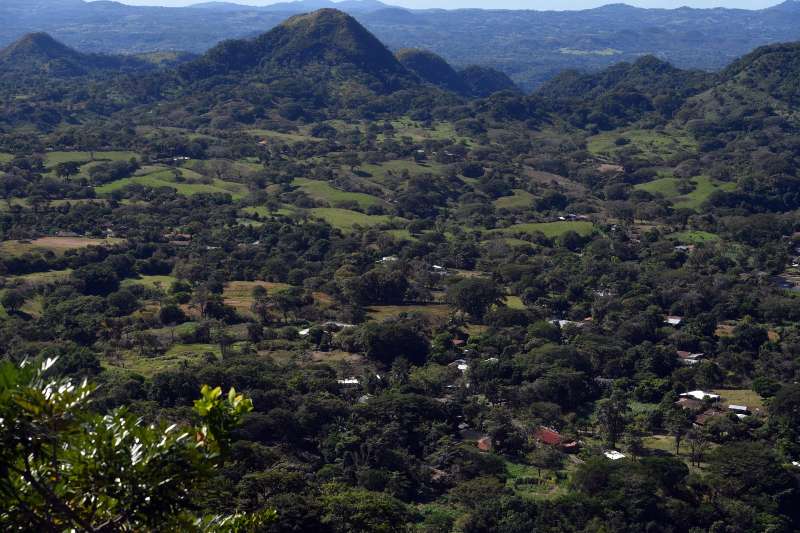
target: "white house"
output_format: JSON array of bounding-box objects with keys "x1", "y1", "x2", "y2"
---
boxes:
[
  {"x1": 604, "y1": 450, "x2": 626, "y2": 461},
  {"x1": 680, "y1": 390, "x2": 720, "y2": 401}
]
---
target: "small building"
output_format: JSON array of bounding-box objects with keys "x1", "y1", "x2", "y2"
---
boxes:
[
  {"x1": 680, "y1": 390, "x2": 720, "y2": 402},
  {"x1": 533, "y1": 426, "x2": 579, "y2": 452},
  {"x1": 728, "y1": 404, "x2": 750, "y2": 416},
  {"x1": 337, "y1": 377, "x2": 359, "y2": 386},
  {"x1": 431, "y1": 265, "x2": 448, "y2": 275},
  {"x1": 677, "y1": 351, "x2": 704, "y2": 365},
  {"x1": 477, "y1": 436, "x2": 493, "y2": 452},
  {"x1": 376, "y1": 256, "x2": 398, "y2": 264},
  {"x1": 549, "y1": 319, "x2": 586, "y2": 328},
  {"x1": 448, "y1": 359, "x2": 469, "y2": 373},
  {"x1": 604, "y1": 450, "x2": 626, "y2": 461},
  {"x1": 357, "y1": 394, "x2": 373, "y2": 404},
  {"x1": 665, "y1": 316, "x2": 683, "y2": 326}
]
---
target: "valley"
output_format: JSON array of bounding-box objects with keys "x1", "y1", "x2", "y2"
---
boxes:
[{"x1": 1, "y1": 6, "x2": 800, "y2": 532}]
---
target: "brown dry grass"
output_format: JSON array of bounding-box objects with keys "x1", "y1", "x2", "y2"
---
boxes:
[{"x1": 0, "y1": 237, "x2": 125, "y2": 257}]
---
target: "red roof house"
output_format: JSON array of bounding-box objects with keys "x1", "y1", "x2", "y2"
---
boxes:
[{"x1": 533, "y1": 426, "x2": 579, "y2": 452}]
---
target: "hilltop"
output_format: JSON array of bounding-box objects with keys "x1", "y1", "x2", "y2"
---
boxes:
[{"x1": 181, "y1": 9, "x2": 411, "y2": 90}]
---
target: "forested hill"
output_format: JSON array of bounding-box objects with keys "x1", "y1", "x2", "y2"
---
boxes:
[{"x1": 4, "y1": 0, "x2": 800, "y2": 90}]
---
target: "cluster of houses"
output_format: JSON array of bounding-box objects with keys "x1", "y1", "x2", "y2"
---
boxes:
[
  {"x1": 553, "y1": 213, "x2": 590, "y2": 222},
  {"x1": 676, "y1": 390, "x2": 756, "y2": 427}
]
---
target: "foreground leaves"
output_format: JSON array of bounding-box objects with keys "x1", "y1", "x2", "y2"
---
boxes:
[{"x1": 0, "y1": 358, "x2": 268, "y2": 531}]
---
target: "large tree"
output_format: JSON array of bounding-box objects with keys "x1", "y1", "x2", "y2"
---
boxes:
[{"x1": 445, "y1": 277, "x2": 503, "y2": 322}]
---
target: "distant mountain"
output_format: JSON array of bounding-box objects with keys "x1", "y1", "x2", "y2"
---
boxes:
[
  {"x1": 181, "y1": 9, "x2": 412, "y2": 90},
  {"x1": 190, "y1": 0, "x2": 390, "y2": 13},
  {"x1": 537, "y1": 56, "x2": 712, "y2": 101},
  {"x1": 459, "y1": 66, "x2": 519, "y2": 98},
  {"x1": 0, "y1": 32, "x2": 150, "y2": 77},
  {"x1": 3, "y1": 2, "x2": 800, "y2": 90},
  {"x1": 396, "y1": 49, "x2": 468, "y2": 95}
]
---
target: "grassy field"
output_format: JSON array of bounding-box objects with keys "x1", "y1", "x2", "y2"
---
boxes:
[
  {"x1": 674, "y1": 176, "x2": 736, "y2": 210},
  {"x1": 3, "y1": 269, "x2": 73, "y2": 284},
  {"x1": 0, "y1": 237, "x2": 124, "y2": 257},
  {"x1": 383, "y1": 229, "x2": 416, "y2": 241},
  {"x1": 246, "y1": 129, "x2": 321, "y2": 143},
  {"x1": 504, "y1": 295, "x2": 526, "y2": 309},
  {"x1": 635, "y1": 175, "x2": 735, "y2": 210},
  {"x1": 505, "y1": 459, "x2": 572, "y2": 501},
  {"x1": 223, "y1": 280, "x2": 332, "y2": 315},
  {"x1": 383, "y1": 118, "x2": 469, "y2": 144},
  {"x1": 358, "y1": 159, "x2": 445, "y2": 185},
  {"x1": 241, "y1": 205, "x2": 295, "y2": 218},
  {"x1": 367, "y1": 304, "x2": 451, "y2": 321},
  {"x1": 110, "y1": 343, "x2": 221, "y2": 377},
  {"x1": 587, "y1": 128, "x2": 697, "y2": 160},
  {"x1": 712, "y1": 389, "x2": 764, "y2": 411},
  {"x1": 670, "y1": 230, "x2": 720, "y2": 243},
  {"x1": 492, "y1": 221, "x2": 594, "y2": 238},
  {"x1": 43, "y1": 151, "x2": 139, "y2": 168},
  {"x1": 494, "y1": 189, "x2": 535, "y2": 210},
  {"x1": 310, "y1": 208, "x2": 399, "y2": 231},
  {"x1": 0, "y1": 153, "x2": 13, "y2": 163},
  {"x1": 96, "y1": 168, "x2": 248, "y2": 199},
  {"x1": 121, "y1": 275, "x2": 178, "y2": 290},
  {"x1": 643, "y1": 435, "x2": 685, "y2": 457},
  {"x1": 293, "y1": 178, "x2": 384, "y2": 208}
]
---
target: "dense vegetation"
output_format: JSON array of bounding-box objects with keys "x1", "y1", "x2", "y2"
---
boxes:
[{"x1": 2, "y1": 8, "x2": 800, "y2": 532}]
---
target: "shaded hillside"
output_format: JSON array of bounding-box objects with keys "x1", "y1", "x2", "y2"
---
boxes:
[
  {"x1": 459, "y1": 66, "x2": 519, "y2": 98},
  {"x1": 0, "y1": 32, "x2": 151, "y2": 78},
  {"x1": 537, "y1": 56, "x2": 714, "y2": 130},
  {"x1": 396, "y1": 48, "x2": 468, "y2": 95}
]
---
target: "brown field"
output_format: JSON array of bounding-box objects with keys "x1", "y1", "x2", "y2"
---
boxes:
[
  {"x1": 0, "y1": 237, "x2": 125, "y2": 257},
  {"x1": 367, "y1": 304, "x2": 451, "y2": 322},
  {"x1": 525, "y1": 167, "x2": 587, "y2": 194},
  {"x1": 712, "y1": 389, "x2": 765, "y2": 412},
  {"x1": 309, "y1": 350, "x2": 365, "y2": 364},
  {"x1": 223, "y1": 281, "x2": 333, "y2": 316}
]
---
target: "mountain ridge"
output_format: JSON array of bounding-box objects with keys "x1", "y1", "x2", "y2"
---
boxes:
[{"x1": 3, "y1": 1, "x2": 800, "y2": 90}]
